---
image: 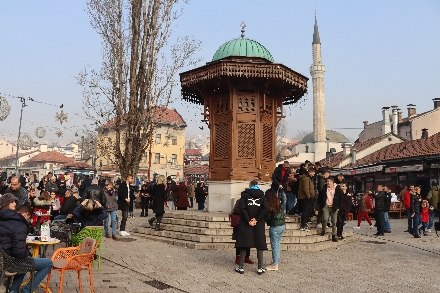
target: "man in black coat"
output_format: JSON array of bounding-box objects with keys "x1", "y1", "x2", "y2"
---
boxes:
[
  {"x1": 372, "y1": 185, "x2": 386, "y2": 236},
  {"x1": 79, "y1": 175, "x2": 92, "y2": 198},
  {"x1": 0, "y1": 194, "x2": 53, "y2": 293},
  {"x1": 83, "y1": 179, "x2": 106, "y2": 207},
  {"x1": 118, "y1": 175, "x2": 134, "y2": 236},
  {"x1": 271, "y1": 161, "x2": 291, "y2": 213},
  {"x1": 235, "y1": 180, "x2": 268, "y2": 275},
  {"x1": 54, "y1": 189, "x2": 80, "y2": 220}
]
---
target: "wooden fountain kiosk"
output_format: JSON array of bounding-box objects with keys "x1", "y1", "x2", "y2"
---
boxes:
[{"x1": 180, "y1": 26, "x2": 308, "y2": 212}]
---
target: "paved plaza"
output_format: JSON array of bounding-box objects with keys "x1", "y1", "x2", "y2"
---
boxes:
[{"x1": 17, "y1": 213, "x2": 437, "y2": 293}]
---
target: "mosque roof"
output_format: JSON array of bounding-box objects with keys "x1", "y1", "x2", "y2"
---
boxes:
[
  {"x1": 212, "y1": 38, "x2": 274, "y2": 63},
  {"x1": 313, "y1": 16, "x2": 320, "y2": 44},
  {"x1": 300, "y1": 130, "x2": 350, "y2": 144}
]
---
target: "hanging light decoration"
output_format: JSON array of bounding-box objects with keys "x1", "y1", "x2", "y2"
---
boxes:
[
  {"x1": 34, "y1": 126, "x2": 46, "y2": 138},
  {"x1": 55, "y1": 110, "x2": 68, "y2": 125},
  {"x1": 18, "y1": 133, "x2": 33, "y2": 150},
  {"x1": 0, "y1": 96, "x2": 11, "y2": 121}
]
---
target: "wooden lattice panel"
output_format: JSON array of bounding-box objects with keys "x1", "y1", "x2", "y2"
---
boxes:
[
  {"x1": 262, "y1": 123, "x2": 272, "y2": 160},
  {"x1": 237, "y1": 123, "x2": 255, "y2": 158},
  {"x1": 214, "y1": 123, "x2": 229, "y2": 158}
]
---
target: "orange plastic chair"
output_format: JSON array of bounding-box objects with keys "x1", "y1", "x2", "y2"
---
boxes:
[{"x1": 45, "y1": 237, "x2": 98, "y2": 293}]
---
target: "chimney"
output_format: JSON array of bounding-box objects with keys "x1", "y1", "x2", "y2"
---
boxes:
[
  {"x1": 351, "y1": 149, "x2": 357, "y2": 165},
  {"x1": 39, "y1": 143, "x2": 47, "y2": 152},
  {"x1": 363, "y1": 121, "x2": 368, "y2": 128},
  {"x1": 421, "y1": 128, "x2": 428, "y2": 139},
  {"x1": 341, "y1": 143, "x2": 352, "y2": 157},
  {"x1": 382, "y1": 107, "x2": 391, "y2": 135},
  {"x1": 391, "y1": 106, "x2": 398, "y2": 135},
  {"x1": 433, "y1": 98, "x2": 440, "y2": 109},
  {"x1": 397, "y1": 110, "x2": 403, "y2": 123},
  {"x1": 407, "y1": 104, "x2": 416, "y2": 117}
]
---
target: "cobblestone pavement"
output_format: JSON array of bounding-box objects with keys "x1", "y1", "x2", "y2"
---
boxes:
[{"x1": 24, "y1": 213, "x2": 440, "y2": 293}]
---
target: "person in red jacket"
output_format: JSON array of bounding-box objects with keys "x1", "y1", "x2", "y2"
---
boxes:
[
  {"x1": 403, "y1": 185, "x2": 414, "y2": 233},
  {"x1": 420, "y1": 200, "x2": 429, "y2": 236}
]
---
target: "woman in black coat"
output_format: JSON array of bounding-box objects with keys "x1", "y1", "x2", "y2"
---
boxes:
[
  {"x1": 235, "y1": 180, "x2": 268, "y2": 275},
  {"x1": 72, "y1": 199, "x2": 108, "y2": 228},
  {"x1": 148, "y1": 175, "x2": 166, "y2": 231},
  {"x1": 195, "y1": 182, "x2": 207, "y2": 210}
]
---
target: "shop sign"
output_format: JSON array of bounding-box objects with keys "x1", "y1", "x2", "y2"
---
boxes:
[
  {"x1": 330, "y1": 165, "x2": 384, "y2": 176},
  {"x1": 385, "y1": 165, "x2": 423, "y2": 173}
]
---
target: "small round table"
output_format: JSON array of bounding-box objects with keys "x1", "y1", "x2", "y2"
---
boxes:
[{"x1": 26, "y1": 238, "x2": 60, "y2": 258}]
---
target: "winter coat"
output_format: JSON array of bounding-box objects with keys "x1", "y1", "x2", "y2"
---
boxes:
[
  {"x1": 0, "y1": 209, "x2": 29, "y2": 258},
  {"x1": 384, "y1": 192, "x2": 392, "y2": 212},
  {"x1": 166, "y1": 180, "x2": 178, "y2": 201},
  {"x1": 56, "y1": 180, "x2": 67, "y2": 197},
  {"x1": 231, "y1": 199, "x2": 241, "y2": 241},
  {"x1": 83, "y1": 185, "x2": 106, "y2": 206},
  {"x1": 104, "y1": 188, "x2": 118, "y2": 212},
  {"x1": 420, "y1": 207, "x2": 429, "y2": 223},
  {"x1": 410, "y1": 192, "x2": 421, "y2": 214},
  {"x1": 195, "y1": 187, "x2": 207, "y2": 203},
  {"x1": 358, "y1": 194, "x2": 370, "y2": 212},
  {"x1": 151, "y1": 183, "x2": 166, "y2": 215},
  {"x1": 373, "y1": 191, "x2": 386, "y2": 211},
  {"x1": 297, "y1": 174, "x2": 315, "y2": 200},
  {"x1": 72, "y1": 205, "x2": 108, "y2": 228},
  {"x1": 427, "y1": 186, "x2": 439, "y2": 209},
  {"x1": 235, "y1": 188, "x2": 268, "y2": 250},
  {"x1": 271, "y1": 164, "x2": 291, "y2": 191},
  {"x1": 79, "y1": 178, "x2": 92, "y2": 195},
  {"x1": 403, "y1": 190, "x2": 411, "y2": 209},
  {"x1": 4, "y1": 186, "x2": 28, "y2": 208},
  {"x1": 37, "y1": 179, "x2": 46, "y2": 191},
  {"x1": 140, "y1": 185, "x2": 151, "y2": 198},
  {"x1": 320, "y1": 184, "x2": 344, "y2": 213},
  {"x1": 45, "y1": 181, "x2": 59, "y2": 193},
  {"x1": 265, "y1": 211, "x2": 285, "y2": 227},
  {"x1": 316, "y1": 173, "x2": 327, "y2": 199},
  {"x1": 117, "y1": 182, "x2": 134, "y2": 210},
  {"x1": 59, "y1": 196, "x2": 79, "y2": 215},
  {"x1": 189, "y1": 184, "x2": 195, "y2": 198},
  {"x1": 33, "y1": 197, "x2": 52, "y2": 210},
  {"x1": 175, "y1": 183, "x2": 189, "y2": 208}
]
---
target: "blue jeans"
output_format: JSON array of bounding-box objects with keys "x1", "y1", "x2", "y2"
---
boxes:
[
  {"x1": 9, "y1": 257, "x2": 53, "y2": 293},
  {"x1": 53, "y1": 214, "x2": 67, "y2": 221},
  {"x1": 104, "y1": 210, "x2": 117, "y2": 235},
  {"x1": 269, "y1": 225, "x2": 285, "y2": 265},
  {"x1": 421, "y1": 222, "x2": 428, "y2": 233},
  {"x1": 278, "y1": 189, "x2": 286, "y2": 213},
  {"x1": 406, "y1": 209, "x2": 413, "y2": 231},
  {"x1": 428, "y1": 211, "x2": 435, "y2": 229},
  {"x1": 286, "y1": 192, "x2": 296, "y2": 211},
  {"x1": 412, "y1": 213, "x2": 420, "y2": 235},
  {"x1": 383, "y1": 211, "x2": 391, "y2": 231}
]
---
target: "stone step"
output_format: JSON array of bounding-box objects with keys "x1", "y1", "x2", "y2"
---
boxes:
[
  {"x1": 132, "y1": 231, "x2": 361, "y2": 251},
  {"x1": 161, "y1": 211, "x2": 304, "y2": 223},
  {"x1": 133, "y1": 227, "x2": 353, "y2": 244}
]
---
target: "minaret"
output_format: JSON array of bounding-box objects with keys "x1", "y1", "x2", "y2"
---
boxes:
[{"x1": 310, "y1": 14, "x2": 327, "y2": 161}]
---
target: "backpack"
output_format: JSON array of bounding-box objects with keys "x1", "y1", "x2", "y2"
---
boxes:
[{"x1": 365, "y1": 195, "x2": 374, "y2": 211}]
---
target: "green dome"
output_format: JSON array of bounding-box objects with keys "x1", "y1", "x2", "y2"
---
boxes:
[{"x1": 212, "y1": 38, "x2": 274, "y2": 62}]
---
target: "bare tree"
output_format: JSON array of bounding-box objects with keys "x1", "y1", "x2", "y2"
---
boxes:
[
  {"x1": 275, "y1": 120, "x2": 287, "y2": 155},
  {"x1": 77, "y1": 0, "x2": 201, "y2": 178},
  {"x1": 292, "y1": 129, "x2": 312, "y2": 142},
  {"x1": 75, "y1": 129, "x2": 97, "y2": 160}
]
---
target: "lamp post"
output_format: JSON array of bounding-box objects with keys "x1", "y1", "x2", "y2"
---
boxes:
[
  {"x1": 15, "y1": 97, "x2": 27, "y2": 173},
  {"x1": 75, "y1": 130, "x2": 86, "y2": 161}
]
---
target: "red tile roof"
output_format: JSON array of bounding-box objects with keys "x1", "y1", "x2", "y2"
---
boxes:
[
  {"x1": 102, "y1": 107, "x2": 186, "y2": 128},
  {"x1": 0, "y1": 150, "x2": 39, "y2": 162},
  {"x1": 64, "y1": 162, "x2": 95, "y2": 169},
  {"x1": 319, "y1": 133, "x2": 406, "y2": 168},
  {"x1": 185, "y1": 148, "x2": 202, "y2": 155},
  {"x1": 184, "y1": 165, "x2": 209, "y2": 174},
  {"x1": 24, "y1": 151, "x2": 74, "y2": 164},
  {"x1": 344, "y1": 132, "x2": 440, "y2": 168}
]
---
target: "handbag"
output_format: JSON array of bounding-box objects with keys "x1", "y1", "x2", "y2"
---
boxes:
[{"x1": 229, "y1": 214, "x2": 240, "y2": 228}]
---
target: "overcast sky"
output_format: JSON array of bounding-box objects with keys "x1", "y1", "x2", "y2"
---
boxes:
[{"x1": 1, "y1": 0, "x2": 439, "y2": 145}]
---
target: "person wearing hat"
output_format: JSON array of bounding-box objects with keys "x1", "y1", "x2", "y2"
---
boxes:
[
  {"x1": 0, "y1": 194, "x2": 53, "y2": 293},
  {"x1": 83, "y1": 178, "x2": 106, "y2": 207}
]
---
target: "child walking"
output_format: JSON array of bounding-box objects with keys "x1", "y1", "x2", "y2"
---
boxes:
[
  {"x1": 420, "y1": 200, "x2": 429, "y2": 236},
  {"x1": 353, "y1": 192, "x2": 374, "y2": 229}
]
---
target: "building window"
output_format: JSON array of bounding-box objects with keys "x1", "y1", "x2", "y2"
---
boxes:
[
  {"x1": 172, "y1": 137, "x2": 177, "y2": 145},
  {"x1": 171, "y1": 154, "x2": 177, "y2": 165},
  {"x1": 143, "y1": 154, "x2": 147, "y2": 163},
  {"x1": 155, "y1": 134, "x2": 161, "y2": 144},
  {"x1": 154, "y1": 153, "x2": 160, "y2": 164}
]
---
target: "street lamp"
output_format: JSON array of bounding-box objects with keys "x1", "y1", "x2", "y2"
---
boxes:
[
  {"x1": 75, "y1": 130, "x2": 86, "y2": 161},
  {"x1": 15, "y1": 97, "x2": 27, "y2": 173}
]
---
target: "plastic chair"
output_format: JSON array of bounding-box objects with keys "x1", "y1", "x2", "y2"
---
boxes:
[
  {"x1": 70, "y1": 226, "x2": 104, "y2": 271},
  {"x1": 0, "y1": 248, "x2": 35, "y2": 293},
  {"x1": 46, "y1": 237, "x2": 98, "y2": 293}
]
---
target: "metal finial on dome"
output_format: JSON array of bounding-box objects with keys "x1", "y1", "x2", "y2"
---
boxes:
[{"x1": 240, "y1": 21, "x2": 246, "y2": 38}]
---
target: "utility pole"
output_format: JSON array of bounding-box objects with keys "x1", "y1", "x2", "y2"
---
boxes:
[{"x1": 15, "y1": 97, "x2": 26, "y2": 174}]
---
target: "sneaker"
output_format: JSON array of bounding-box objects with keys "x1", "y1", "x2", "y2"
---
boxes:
[
  {"x1": 300, "y1": 226, "x2": 305, "y2": 231},
  {"x1": 369, "y1": 225, "x2": 374, "y2": 229},
  {"x1": 304, "y1": 226, "x2": 311, "y2": 232},
  {"x1": 424, "y1": 233, "x2": 428, "y2": 236},
  {"x1": 235, "y1": 266, "x2": 244, "y2": 274},
  {"x1": 119, "y1": 231, "x2": 130, "y2": 236},
  {"x1": 353, "y1": 226, "x2": 360, "y2": 229},
  {"x1": 317, "y1": 223, "x2": 322, "y2": 228},
  {"x1": 427, "y1": 229, "x2": 432, "y2": 233},
  {"x1": 257, "y1": 267, "x2": 266, "y2": 275},
  {"x1": 266, "y1": 264, "x2": 278, "y2": 271},
  {"x1": 327, "y1": 223, "x2": 332, "y2": 227}
]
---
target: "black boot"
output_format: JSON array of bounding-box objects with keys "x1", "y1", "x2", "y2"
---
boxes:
[
  {"x1": 332, "y1": 235, "x2": 338, "y2": 242},
  {"x1": 148, "y1": 217, "x2": 155, "y2": 228},
  {"x1": 140, "y1": 211, "x2": 144, "y2": 217},
  {"x1": 155, "y1": 223, "x2": 163, "y2": 231},
  {"x1": 320, "y1": 230, "x2": 325, "y2": 236}
]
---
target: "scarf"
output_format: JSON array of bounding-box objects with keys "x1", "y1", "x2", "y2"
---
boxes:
[{"x1": 249, "y1": 185, "x2": 260, "y2": 190}]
